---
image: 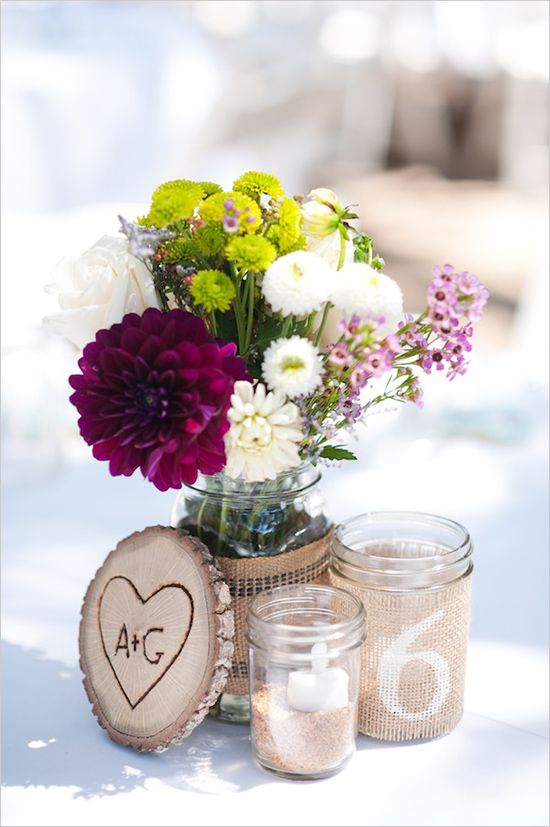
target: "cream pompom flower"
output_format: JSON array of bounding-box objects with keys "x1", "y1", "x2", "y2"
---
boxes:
[
  {"x1": 261, "y1": 251, "x2": 332, "y2": 316},
  {"x1": 224, "y1": 381, "x2": 303, "y2": 482},
  {"x1": 329, "y1": 263, "x2": 404, "y2": 332},
  {"x1": 262, "y1": 336, "x2": 323, "y2": 398}
]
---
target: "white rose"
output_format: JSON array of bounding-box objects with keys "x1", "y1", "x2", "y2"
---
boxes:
[{"x1": 43, "y1": 235, "x2": 161, "y2": 350}]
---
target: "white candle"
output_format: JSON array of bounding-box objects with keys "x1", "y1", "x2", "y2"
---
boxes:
[{"x1": 286, "y1": 642, "x2": 349, "y2": 712}]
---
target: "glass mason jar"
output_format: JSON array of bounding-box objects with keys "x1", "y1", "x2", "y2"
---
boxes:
[
  {"x1": 171, "y1": 463, "x2": 330, "y2": 723},
  {"x1": 330, "y1": 512, "x2": 473, "y2": 741},
  {"x1": 171, "y1": 462, "x2": 328, "y2": 559},
  {"x1": 247, "y1": 584, "x2": 365, "y2": 780}
]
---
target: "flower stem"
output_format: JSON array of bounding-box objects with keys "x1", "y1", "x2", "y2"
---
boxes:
[
  {"x1": 281, "y1": 314, "x2": 294, "y2": 337},
  {"x1": 231, "y1": 263, "x2": 246, "y2": 354},
  {"x1": 312, "y1": 227, "x2": 346, "y2": 348},
  {"x1": 314, "y1": 301, "x2": 333, "y2": 347},
  {"x1": 215, "y1": 483, "x2": 229, "y2": 556},
  {"x1": 244, "y1": 271, "x2": 255, "y2": 353},
  {"x1": 337, "y1": 226, "x2": 347, "y2": 270},
  {"x1": 210, "y1": 312, "x2": 218, "y2": 337}
]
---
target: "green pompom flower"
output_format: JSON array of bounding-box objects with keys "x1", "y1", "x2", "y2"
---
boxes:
[
  {"x1": 225, "y1": 236, "x2": 277, "y2": 272},
  {"x1": 198, "y1": 191, "x2": 262, "y2": 234},
  {"x1": 142, "y1": 179, "x2": 222, "y2": 227},
  {"x1": 163, "y1": 237, "x2": 193, "y2": 263},
  {"x1": 268, "y1": 197, "x2": 306, "y2": 254},
  {"x1": 233, "y1": 171, "x2": 284, "y2": 202},
  {"x1": 191, "y1": 270, "x2": 236, "y2": 313}
]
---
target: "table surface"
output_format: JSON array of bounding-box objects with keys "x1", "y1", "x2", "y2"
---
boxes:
[
  {"x1": 3, "y1": 385, "x2": 549, "y2": 827},
  {"x1": 1, "y1": 206, "x2": 549, "y2": 826}
]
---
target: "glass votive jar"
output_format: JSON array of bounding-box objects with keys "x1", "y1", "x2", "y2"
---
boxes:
[
  {"x1": 247, "y1": 584, "x2": 365, "y2": 780},
  {"x1": 330, "y1": 512, "x2": 473, "y2": 742}
]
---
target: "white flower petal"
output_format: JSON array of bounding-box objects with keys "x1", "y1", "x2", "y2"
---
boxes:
[
  {"x1": 43, "y1": 235, "x2": 161, "y2": 350},
  {"x1": 224, "y1": 382, "x2": 304, "y2": 483},
  {"x1": 329, "y1": 263, "x2": 403, "y2": 332},
  {"x1": 234, "y1": 380, "x2": 254, "y2": 403},
  {"x1": 262, "y1": 251, "x2": 332, "y2": 316},
  {"x1": 262, "y1": 335, "x2": 324, "y2": 399}
]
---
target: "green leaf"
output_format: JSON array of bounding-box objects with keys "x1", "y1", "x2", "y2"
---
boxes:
[
  {"x1": 319, "y1": 445, "x2": 358, "y2": 461},
  {"x1": 352, "y1": 234, "x2": 372, "y2": 263}
]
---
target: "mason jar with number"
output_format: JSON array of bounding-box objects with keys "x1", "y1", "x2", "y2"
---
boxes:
[{"x1": 329, "y1": 512, "x2": 473, "y2": 741}]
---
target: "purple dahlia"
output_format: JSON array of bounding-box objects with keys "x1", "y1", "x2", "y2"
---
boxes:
[{"x1": 69, "y1": 308, "x2": 248, "y2": 491}]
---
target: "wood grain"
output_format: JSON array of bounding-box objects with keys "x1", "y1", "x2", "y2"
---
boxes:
[{"x1": 79, "y1": 526, "x2": 233, "y2": 751}]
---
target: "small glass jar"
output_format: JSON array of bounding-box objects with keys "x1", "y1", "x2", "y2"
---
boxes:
[
  {"x1": 330, "y1": 512, "x2": 473, "y2": 741},
  {"x1": 247, "y1": 584, "x2": 365, "y2": 780}
]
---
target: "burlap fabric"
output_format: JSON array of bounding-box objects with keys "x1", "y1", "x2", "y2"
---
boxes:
[
  {"x1": 330, "y1": 569, "x2": 472, "y2": 740},
  {"x1": 217, "y1": 529, "x2": 332, "y2": 695}
]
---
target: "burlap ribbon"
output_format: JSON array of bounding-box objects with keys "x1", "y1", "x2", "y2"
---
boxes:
[
  {"x1": 330, "y1": 569, "x2": 472, "y2": 740},
  {"x1": 217, "y1": 529, "x2": 332, "y2": 695}
]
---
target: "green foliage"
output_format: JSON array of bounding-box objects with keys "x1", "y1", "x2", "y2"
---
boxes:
[
  {"x1": 233, "y1": 171, "x2": 284, "y2": 202},
  {"x1": 319, "y1": 445, "x2": 358, "y2": 461},
  {"x1": 353, "y1": 234, "x2": 373, "y2": 263},
  {"x1": 225, "y1": 235, "x2": 277, "y2": 272},
  {"x1": 191, "y1": 270, "x2": 236, "y2": 313},
  {"x1": 353, "y1": 234, "x2": 384, "y2": 270}
]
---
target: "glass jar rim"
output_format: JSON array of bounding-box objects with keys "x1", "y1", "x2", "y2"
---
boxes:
[
  {"x1": 183, "y1": 461, "x2": 321, "y2": 502},
  {"x1": 247, "y1": 584, "x2": 366, "y2": 654},
  {"x1": 331, "y1": 511, "x2": 473, "y2": 591}
]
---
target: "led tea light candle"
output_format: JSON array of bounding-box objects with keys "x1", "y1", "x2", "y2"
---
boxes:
[
  {"x1": 286, "y1": 642, "x2": 349, "y2": 712},
  {"x1": 247, "y1": 584, "x2": 365, "y2": 779}
]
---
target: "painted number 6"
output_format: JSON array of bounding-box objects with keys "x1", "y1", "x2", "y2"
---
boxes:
[{"x1": 377, "y1": 609, "x2": 451, "y2": 721}]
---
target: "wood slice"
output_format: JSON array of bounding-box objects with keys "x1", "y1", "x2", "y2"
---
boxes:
[{"x1": 79, "y1": 526, "x2": 233, "y2": 752}]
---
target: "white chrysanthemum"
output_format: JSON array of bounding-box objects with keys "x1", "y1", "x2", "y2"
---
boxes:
[
  {"x1": 261, "y1": 251, "x2": 332, "y2": 316},
  {"x1": 329, "y1": 263, "x2": 404, "y2": 330},
  {"x1": 224, "y1": 381, "x2": 303, "y2": 482},
  {"x1": 262, "y1": 336, "x2": 323, "y2": 398}
]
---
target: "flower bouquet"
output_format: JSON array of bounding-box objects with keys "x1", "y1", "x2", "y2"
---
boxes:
[{"x1": 45, "y1": 171, "x2": 488, "y2": 720}]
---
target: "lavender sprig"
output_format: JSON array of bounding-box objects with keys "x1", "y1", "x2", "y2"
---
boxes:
[{"x1": 118, "y1": 215, "x2": 175, "y2": 258}]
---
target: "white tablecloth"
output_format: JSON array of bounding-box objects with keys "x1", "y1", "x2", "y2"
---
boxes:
[{"x1": 2, "y1": 390, "x2": 549, "y2": 827}]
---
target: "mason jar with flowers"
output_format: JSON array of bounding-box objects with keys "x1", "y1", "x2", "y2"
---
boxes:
[{"x1": 44, "y1": 172, "x2": 488, "y2": 723}]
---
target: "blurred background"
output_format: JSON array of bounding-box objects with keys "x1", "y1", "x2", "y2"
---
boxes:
[
  {"x1": 1, "y1": 0, "x2": 549, "y2": 664},
  {"x1": 1, "y1": 2, "x2": 549, "y2": 815},
  {"x1": 1, "y1": 0, "x2": 549, "y2": 479}
]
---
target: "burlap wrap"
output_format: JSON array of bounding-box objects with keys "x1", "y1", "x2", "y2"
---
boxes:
[
  {"x1": 217, "y1": 529, "x2": 332, "y2": 695},
  {"x1": 330, "y1": 569, "x2": 472, "y2": 740}
]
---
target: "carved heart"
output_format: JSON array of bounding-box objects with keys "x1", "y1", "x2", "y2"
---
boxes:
[{"x1": 98, "y1": 576, "x2": 194, "y2": 709}]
